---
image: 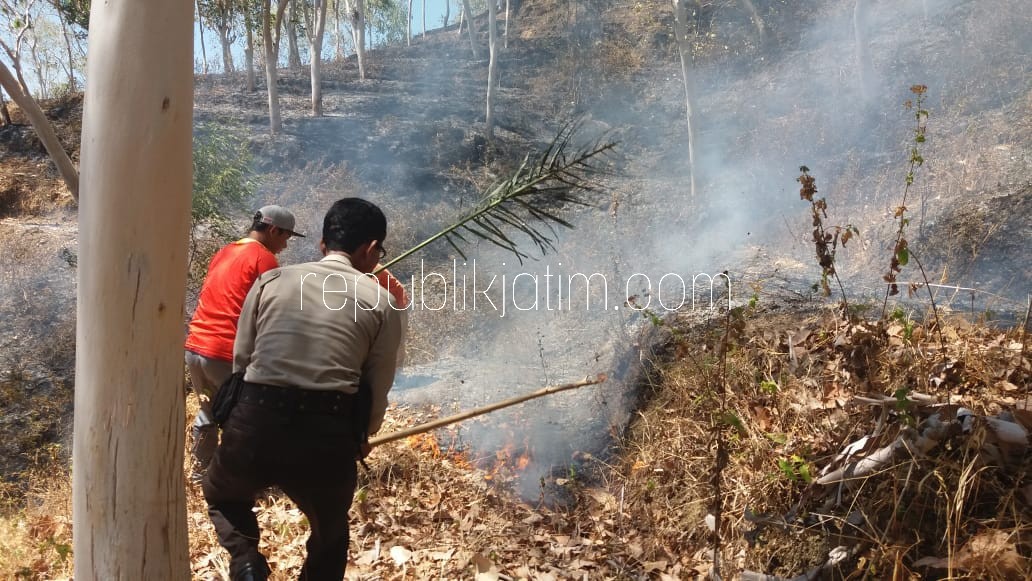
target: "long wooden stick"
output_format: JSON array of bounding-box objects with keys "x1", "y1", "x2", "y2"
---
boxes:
[{"x1": 369, "y1": 373, "x2": 607, "y2": 447}]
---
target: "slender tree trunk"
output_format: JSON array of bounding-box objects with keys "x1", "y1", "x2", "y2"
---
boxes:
[
  {"x1": 458, "y1": 2, "x2": 464, "y2": 33},
  {"x1": 0, "y1": 60, "x2": 79, "y2": 199},
  {"x1": 407, "y1": 0, "x2": 413, "y2": 45},
  {"x1": 421, "y1": 0, "x2": 426, "y2": 37},
  {"x1": 73, "y1": 0, "x2": 193, "y2": 576},
  {"x1": 196, "y1": 0, "x2": 209, "y2": 73},
  {"x1": 443, "y1": 0, "x2": 450, "y2": 27},
  {"x1": 310, "y1": 0, "x2": 328, "y2": 115},
  {"x1": 671, "y1": 0, "x2": 697, "y2": 202},
  {"x1": 245, "y1": 8, "x2": 256, "y2": 91},
  {"x1": 354, "y1": 0, "x2": 366, "y2": 78},
  {"x1": 504, "y1": 0, "x2": 509, "y2": 48},
  {"x1": 0, "y1": 89, "x2": 12, "y2": 126},
  {"x1": 334, "y1": 0, "x2": 345, "y2": 60},
  {"x1": 461, "y1": 0, "x2": 477, "y2": 57},
  {"x1": 287, "y1": 0, "x2": 302, "y2": 72},
  {"x1": 485, "y1": 0, "x2": 498, "y2": 140},
  {"x1": 57, "y1": 6, "x2": 77, "y2": 91},
  {"x1": 263, "y1": 0, "x2": 289, "y2": 132},
  {"x1": 218, "y1": 27, "x2": 236, "y2": 73}
]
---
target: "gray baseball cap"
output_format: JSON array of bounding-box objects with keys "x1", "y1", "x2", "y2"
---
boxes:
[{"x1": 254, "y1": 205, "x2": 305, "y2": 237}]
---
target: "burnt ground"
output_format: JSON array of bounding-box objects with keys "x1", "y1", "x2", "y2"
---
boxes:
[{"x1": 0, "y1": 0, "x2": 1029, "y2": 530}]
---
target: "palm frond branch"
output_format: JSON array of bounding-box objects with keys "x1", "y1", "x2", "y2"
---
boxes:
[{"x1": 375, "y1": 123, "x2": 617, "y2": 273}]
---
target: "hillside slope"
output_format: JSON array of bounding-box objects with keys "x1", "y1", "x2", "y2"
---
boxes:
[{"x1": 0, "y1": 0, "x2": 1029, "y2": 578}]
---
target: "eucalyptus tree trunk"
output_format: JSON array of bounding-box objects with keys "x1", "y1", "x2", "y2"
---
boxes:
[
  {"x1": 354, "y1": 0, "x2": 366, "y2": 78},
  {"x1": 287, "y1": 0, "x2": 303, "y2": 72},
  {"x1": 309, "y1": 0, "x2": 328, "y2": 115},
  {"x1": 485, "y1": 0, "x2": 498, "y2": 139},
  {"x1": 443, "y1": 0, "x2": 449, "y2": 27},
  {"x1": 334, "y1": 0, "x2": 346, "y2": 60},
  {"x1": 0, "y1": 60, "x2": 79, "y2": 199},
  {"x1": 421, "y1": 0, "x2": 426, "y2": 37},
  {"x1": 407, "y1": 0, "x2": 413, "y2": 45},
  {"x1": 218, "y1": 26, "x2": 235, "y2": 73},
  {"x1": 504, "y1": 0, "x2": 509, "y2": 48},
  {"x1": 263, "y1": 0, "x2": 290, "y2": 132},
  {"x1": 73, "y1": 0, "x2": 193, "y2": 577},
  {"x1": 671, "y1": 0, "x2": 697, "y2": 202},
  {"x1": 196, "y1": 0, "x2": 210, "y2": 73},
  {"x1": 0, "y1": 89, "x2": 11, "y2": 125},
  {"x1": 461, "y1": 0, "x2": 477, "y2": 57},
  {"x1": 56, "y1": 6, "x2": 77, "y2": 91},
  {"x1": 244, "y1": 7, "x2": 256, "y2": 91}
]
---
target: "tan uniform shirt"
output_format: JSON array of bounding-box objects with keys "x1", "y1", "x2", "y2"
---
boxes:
[{"x1": 233, "y1": 254, "x2": 404, "y2": 434}]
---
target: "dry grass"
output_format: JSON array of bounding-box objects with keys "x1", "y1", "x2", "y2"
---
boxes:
[{"x1": 3, "y1": 298, "x2": 1027, "y2": 579}]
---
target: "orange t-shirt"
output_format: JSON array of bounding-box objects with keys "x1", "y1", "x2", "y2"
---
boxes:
[{"x1": 185, "y1": 239, "x2": 279, "y2": 362}]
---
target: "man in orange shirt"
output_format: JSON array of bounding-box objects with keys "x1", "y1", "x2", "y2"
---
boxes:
[{"x1": 185, "y1": 205, "x2": 304, "y2": 479}]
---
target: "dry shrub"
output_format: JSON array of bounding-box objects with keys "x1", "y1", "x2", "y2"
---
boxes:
[
  {"x1": 613, "y1": 301, "x2": 1032, "y2": 578},
  {"x1": 0, "y1": 459, "x2": 73, "y2": 580}
]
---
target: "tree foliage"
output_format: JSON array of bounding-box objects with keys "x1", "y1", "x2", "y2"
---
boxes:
[{"x1": 192, "y1": 123, "x2": 254, "y2": 233}]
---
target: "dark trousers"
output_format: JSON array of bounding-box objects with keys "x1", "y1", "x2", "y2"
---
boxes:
[{"x1": 203, "y1": 393, "x2": 361, "y2": 581}]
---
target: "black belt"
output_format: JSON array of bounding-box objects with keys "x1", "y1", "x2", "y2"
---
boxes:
[{"x1": 238, "y1": 381, "x2": 359, "y2": 416}]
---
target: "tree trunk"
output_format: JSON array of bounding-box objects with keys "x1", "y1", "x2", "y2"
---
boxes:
[
  {"x1": 461, "y1": 0, "x2": 477, "y2": 58},
  {"x1": 353, "y1": 0, "x2": 366, "y2": 79},
  {"x1": 196, "y1": 0, "x2": 209, "y2": 73},
  {"x1": 263, "y1": 0, "x2": 289, "y2": 132},
  {"x1": 407, "y1": 0, "x2": 413, "y2": 45},
  {"x1": 0, "y1": 89, "x2": 11, "y2": 126},
  {"x1": 504, "y1": 0, "x2": 509, "y2": 48},
  {"x1": 245, "y1": 8, "x2": 256, "y2": 91},
  {"x1": 287, "y1": 0, "x2": 302, "y2": 72},
  {"x1": 485, "y1": 0, "x2": 498, "y2": 139},
  {"x1": 671, "y1": 0, "x2": 697, "y2": 202},
  {"x1": 458, "y1": 2, "x2": 463, "y2": 33},
  {"x1": 443, "y1": 0, "x2": 449, "y2": 27},
  {"x1": 421, "y1": 0, "x2": 426, "y2": 37},
  {"x1": 57, "y1": 5, "x2": 77, "y2": 92},
  {"x1": 310, "y1": 0, "x2": 328, "y2": 115},
  {"x1": 0, "y1": 60, "x2": 79, "y2": 200},
  {"x1": 73, "y1": 0, "x2": 193, "y2": 576},
  {"x1": 218, "y1": 27, "x2": 236, "y2": 73}
]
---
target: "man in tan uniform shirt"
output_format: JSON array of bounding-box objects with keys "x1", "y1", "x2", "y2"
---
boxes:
[{"x1": 203, "y1": 198, "x2": 404, "y2": 581}]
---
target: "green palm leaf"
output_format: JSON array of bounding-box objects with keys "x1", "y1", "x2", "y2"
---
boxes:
[{"x1": 376, "y1": 122, "x2": 617, "y2": 273}]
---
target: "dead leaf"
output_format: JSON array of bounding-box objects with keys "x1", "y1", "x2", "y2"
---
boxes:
[
  {"x1": 473, "y1": 553, "x2": 500, "y2": 581},
  {"x1": 389, "y1": 545, "x2": 412, "y2": 566},
  {"x1": 914, "y1": 529, "x2": 1027, "y2": 576}
]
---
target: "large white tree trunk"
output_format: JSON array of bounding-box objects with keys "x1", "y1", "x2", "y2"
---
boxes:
[
  {"x1": 0, "y1": 60, "x2": 79, "y2": 199},
  {"x1": 73, "y1": 0, "x2": 193, "y2": 578},
  {"x1": 485, "y1": 0, "x2": 498, "y2": 139}
]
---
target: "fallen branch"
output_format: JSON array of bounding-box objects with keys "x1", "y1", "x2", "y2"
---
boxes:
[{"x1": 369, "y1": 374, "x2": 607, "y2": 447}]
